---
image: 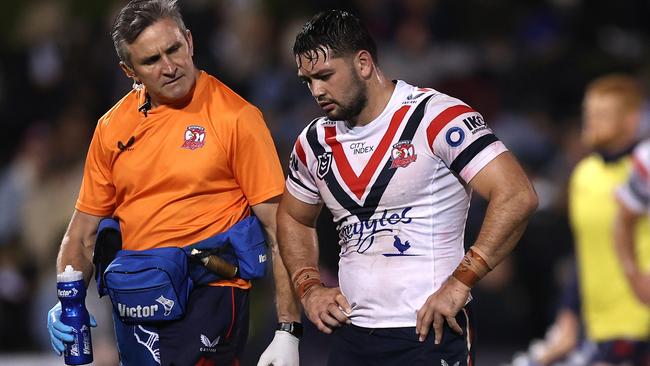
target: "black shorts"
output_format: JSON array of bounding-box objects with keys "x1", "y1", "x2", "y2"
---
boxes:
[
  {"x1": 113, "y1": 285, "x2": 249, "y2": 366},
  {"x1": 591, "y1": 339, "x2": 650, "y2": 366},
  {"x1": 328, "y1": 307, "x2": 475, "y2": 366}
]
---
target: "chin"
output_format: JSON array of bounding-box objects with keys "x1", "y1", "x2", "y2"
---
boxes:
[
  {"x1": 326, "y1": 109, "x2": 345, "y2": 121},
  {"x1": 165, "y1": 87, "x2": 192, "y2": 102}
]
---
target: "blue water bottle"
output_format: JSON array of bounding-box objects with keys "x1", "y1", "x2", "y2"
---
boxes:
[{"x1": 57, "y1": 265, "x2": 93, "y2": 365}]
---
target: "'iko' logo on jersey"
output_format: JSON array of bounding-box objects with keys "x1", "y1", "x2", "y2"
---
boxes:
[
  {"x1": 182, "y1": 125, "x2": 206, "y2": 150},
  {"x1": 390, "y1": 140, "x2": 417, "y2": 168},
  {"x1": 462, "y1": 114, "x2": 487, "y2": 134}
]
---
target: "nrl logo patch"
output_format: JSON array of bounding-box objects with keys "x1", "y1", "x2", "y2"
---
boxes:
[
  {"x1": 181, "y1": 125, "x2": 206, "y2": 150},
  {"x1": 390, "y1": 140, "x2": 417, "y2": 168},
  {"x1": 317, "y1": 152, "x2": 332, "y2": 179}
]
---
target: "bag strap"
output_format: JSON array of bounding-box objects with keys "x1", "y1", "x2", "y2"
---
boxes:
[{"x1": 93, "y1": 218, "x2": 122, "y2": 297}]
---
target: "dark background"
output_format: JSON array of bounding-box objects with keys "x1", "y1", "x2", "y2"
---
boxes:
[{"x1": 0, "y1": 0, "x2": 648, "y2": 365}]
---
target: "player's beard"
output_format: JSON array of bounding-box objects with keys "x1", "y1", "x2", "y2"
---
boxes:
[{"x1": 326, "y1": 71, "x2": 368, "y2": 123}]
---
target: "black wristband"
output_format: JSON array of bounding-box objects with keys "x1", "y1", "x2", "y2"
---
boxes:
[{"x1": 277, "y1": 322, "x2": 303, "y2": 339}]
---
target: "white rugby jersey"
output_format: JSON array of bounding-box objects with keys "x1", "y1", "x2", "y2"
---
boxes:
[
  {"x1": 286, "y1": 80, "x2": 508, "y2": 327},
  {"x1": 618, "y1": 140, "x2": 650, "y2": 213}
]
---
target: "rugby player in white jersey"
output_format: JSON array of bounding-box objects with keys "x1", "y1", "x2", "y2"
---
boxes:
[{"x1": 277, "y1": 10, "x2": 538, "y2": 365}]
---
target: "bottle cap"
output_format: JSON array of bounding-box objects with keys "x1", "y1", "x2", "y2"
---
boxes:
[{"x1": 57, "y1": 265, "x2": 83, "y2": 283}]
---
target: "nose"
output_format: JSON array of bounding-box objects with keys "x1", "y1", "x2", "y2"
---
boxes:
[
  {"x1": 310, "y1": 80, "x2": 325, "y2": 100},
  {"x1": 161, "y1": 55, "x2": 176, "y2": 76}
]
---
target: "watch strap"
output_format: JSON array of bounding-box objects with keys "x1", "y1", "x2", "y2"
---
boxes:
[{"x1": 277, "y1": 321, "x2": 303, "y2": 338}]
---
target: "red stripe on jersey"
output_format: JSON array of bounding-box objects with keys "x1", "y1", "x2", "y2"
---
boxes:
[
  {"x1": 226, "y1": 287, "x2": 235, "y2": 339},
  {"x1": 633, "y1": 155, "x2": 650, "y2": 182},
  {"x1": 295, "y1": 138, "x2": 307, "y2": 165},
  {"x1": 325, "y1": 105, "x2": 410, "y2": 200},
  {"x1": 426, "y1": 105, "x2": 475, "y2": 151}
]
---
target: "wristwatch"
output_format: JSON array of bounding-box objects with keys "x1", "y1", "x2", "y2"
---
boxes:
[{"x1": 277, "y1": 321, "x2": 303, "y2": 339}]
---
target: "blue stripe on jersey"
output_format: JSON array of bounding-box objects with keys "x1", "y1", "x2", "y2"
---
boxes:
[
  {"x1": 288, "y1": 170, "x2": 319, "y2": 195},
  {"x1": 305, "y1": 95, "x2": 432, "y2": 222},
  {"x1": 449, "y1": 134, "x2": 499, "y2": 179}
]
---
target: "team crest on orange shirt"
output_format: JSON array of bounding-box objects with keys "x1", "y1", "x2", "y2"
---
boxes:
[{"x1": 181, "y1": 125, "x2": 206, "y2": 150}]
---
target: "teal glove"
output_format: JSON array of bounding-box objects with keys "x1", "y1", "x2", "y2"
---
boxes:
[{"x1": 47, "y1": 302, "x2": 97, "y2": 356}]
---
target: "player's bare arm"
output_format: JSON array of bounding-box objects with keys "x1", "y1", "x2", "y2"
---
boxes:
[
  {"x1": 277, "y1": 191, "x2": 352, "y2": 333},
  {"x1": 56, "y1": 210, "x2": 103, "y2": 285},
  {"x1": 614, "y1": 199, "x2": 650, "y2": 305},
  {"x1": 416, "y1": 151, "x2": 538, "y2": 343},
  {"x1": 251, "y1": 197, "x2": 301, "y2": 323}
]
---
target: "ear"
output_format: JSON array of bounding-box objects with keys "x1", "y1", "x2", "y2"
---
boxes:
[
  {"x1": 120, "y1": 61, "x2": 139, "y2": 82},
  {"x1": 355, "y1": 50, "x2": 374, "y2": 79},
  {"x1": 185, "y1": 29, "x2": 194, "y2": 57}
]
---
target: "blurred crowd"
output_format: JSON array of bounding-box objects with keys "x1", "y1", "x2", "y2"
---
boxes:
[{"x1": 0, "y1": 0, "x2": 649, "y2": 365}]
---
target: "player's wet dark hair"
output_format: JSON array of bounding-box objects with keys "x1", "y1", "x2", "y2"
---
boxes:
[
  {"x1": 111, "y1": 0, "x2": 187, "y2": 66},
  {"x1": 293, "y1": 10, "x2": 378, "y2": 68}
]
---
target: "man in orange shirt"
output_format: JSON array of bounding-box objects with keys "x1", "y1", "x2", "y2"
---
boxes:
[{"x1": 45, "y1": 1, "x2": 301, "y2": 365}]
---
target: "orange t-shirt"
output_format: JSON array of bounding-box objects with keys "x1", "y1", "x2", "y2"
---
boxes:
[{"x1": 76, "y1": 71, "x2": 284, "y2": 288}]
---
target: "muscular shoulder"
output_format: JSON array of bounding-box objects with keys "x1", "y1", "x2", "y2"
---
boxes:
[{"x1": 424, "y1": 90, "x2": 471, "y2": 116}]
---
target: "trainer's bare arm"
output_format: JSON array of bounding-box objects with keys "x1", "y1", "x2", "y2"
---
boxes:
[
  {"x1": 56, "y1": 210, "x2": 103, "y2": 285},
  {"x1": 277, "y1": 191, "x2": 352, "y2": 333},
  {"x1": 416, "y1": 151, "x2": 538, "y2": 343},
  {"x1": 252, "y1": 197, "x2": 301, "y2": 323}
]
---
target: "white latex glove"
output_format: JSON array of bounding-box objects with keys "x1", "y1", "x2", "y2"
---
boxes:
[{"x1": 257, "y1": 330, "x2": 299, "y2": 366}]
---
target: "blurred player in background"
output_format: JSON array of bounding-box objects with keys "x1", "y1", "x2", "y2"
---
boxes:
[
  {"x1": 514, "y1": 74, "x2": 650, "y2": 366},
  {"x1": 567, "y1": 74, "x2": 650, "y2": 366}
]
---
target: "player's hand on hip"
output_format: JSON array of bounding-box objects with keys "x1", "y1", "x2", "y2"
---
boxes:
[
  {"x1": 47, "y1": 302, "x2": 97, "y2": 356},
  {"x1": 416, "y1": 277, "x2": 470, "y2": 344},
  {"x1": 257, "y1": 330, "x2": 299, "y2": 366},
  {"x1": 302, "y1": 286, "x2": 352, "y2": 334}
]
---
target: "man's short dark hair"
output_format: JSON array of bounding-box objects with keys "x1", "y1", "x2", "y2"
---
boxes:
[
  {"x1": 111, "y1": 0, "x2": 187, "y2": 66},
  {"x1": 293, "y1": 10, "x2": 378, "y2": 68}
]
